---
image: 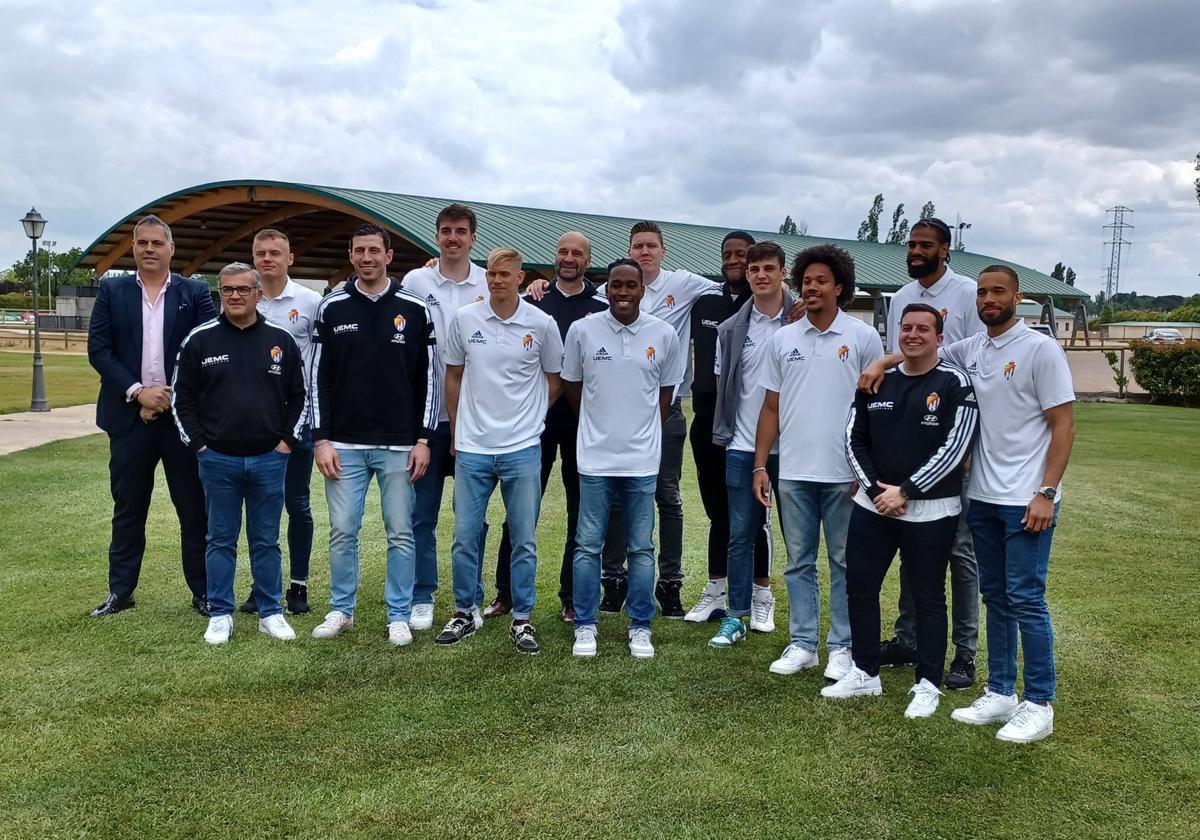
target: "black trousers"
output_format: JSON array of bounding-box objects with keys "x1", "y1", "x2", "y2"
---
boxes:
[
  {"x1": 106, "y1": 414, "x2": 207, "y2": 600},
  {"x1": 846, "y1": 504, "x2": 956, "y2": 686},
  {"x1": 496, "y1": 423, "x2": 578, "y2": 603},
  {"x1": 689, "y1": 411, "x2": 770, "y2": 580}
]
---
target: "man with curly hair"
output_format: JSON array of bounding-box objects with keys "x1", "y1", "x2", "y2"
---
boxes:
[{"x1": 753, "y1": 244, "x2": 883, "y2": 680}]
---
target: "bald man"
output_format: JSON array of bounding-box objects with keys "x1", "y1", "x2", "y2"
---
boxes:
[{"x1": 487, "y1": 232, "x2": 607, "y2": 622}]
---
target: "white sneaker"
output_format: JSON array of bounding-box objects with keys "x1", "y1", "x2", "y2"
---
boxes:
[
  {"x1": 749, "y1": 588, "x2": 776, "y2": 633},
  {"x1": 684, "y1": 579, "x2": 727, "y2": 622},
  {"x1": 628, "y1": 627, "x2": 655, "y2": 659},
  {"x1": 996, "y1": 701, "x2": 1054, "y2": 743},
  {"x1": 573, "y1": 624, "x2": 598, "y2": 658},
  {"x1": 410, "y1": 603, "x2": 434, "y2": 631},
  {"x1": 820, "y1": 666, "x2": 882, "y2": 698},
  {"x1": 768, "y1": 643, "x2": 819, "y2": 675},
  {"x1": 204, "y1": 615, "x2": 233, "y2": 645},
  {"x1": 950, "y1": 689, "x2": 1020, "y2": 725},
  {"x1": 824, "y1": 646, "x2": 854, "y2": 681},
  {"x1": 311, "y1": 610, "x2": 354, "y2": 639},
  {"x1": 387, "y1": 620, "x2": 413, "y2": 647},
  {"x1": 258, "y1": 613, "x2": 296, "y2": 640},
  {"x1": 905, "y1": 679, "x2": 943, "y2": 718},
  {"x1": 471, "y1": 607, "x2": 483, "y2": 631}
]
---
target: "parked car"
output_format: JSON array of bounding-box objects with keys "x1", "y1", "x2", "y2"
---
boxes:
[
  {"x1": 1144, "y1": 328, "x2": 1185, "y2": 345},
  {"x1": 1030, "y1": 323, "x2": 1055, "y2": 338}
]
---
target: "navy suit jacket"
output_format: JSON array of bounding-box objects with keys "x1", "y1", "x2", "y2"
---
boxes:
[{"x1": 87, "y1": 273, "x2": 218, "y2": 436}]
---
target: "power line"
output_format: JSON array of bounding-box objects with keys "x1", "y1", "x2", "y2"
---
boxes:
[{"x1": 1103, "y1": 205, "x2": 1133, "y2": 312}]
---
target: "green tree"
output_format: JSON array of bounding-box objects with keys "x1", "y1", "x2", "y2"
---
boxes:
[
  {"x1": 1050, "y1": 262, "x2": 1065, "y2": 281},
  {"x1": 857, "y1": 194, "x2": 884, "y2": 242},
  {"x1": 9, "y1": 246, "x2": 93, "y2": 294},
  {"x1": 919, "y1": 201, "x2": 936, "y2": 220},
  {"x1": 884, "y1": 202, "x2": 909, "y2": 244},
  {"x1": 1065, "y1": 268, "x2": 1076, "y2": 287},
  {"x1": 779, "y1": 215, "x2": 798, "y2": 235}
]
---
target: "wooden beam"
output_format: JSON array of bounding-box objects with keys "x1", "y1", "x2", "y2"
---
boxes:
[
  {"x1": 292, "y1": 218, "x2": 360, "y2": 259},
  {"x1": 181, "y1": 204, "x2": 322, "y2": 275},
  {"x1": 328, "y1": 263, "x2": 354, "y2": 288}
]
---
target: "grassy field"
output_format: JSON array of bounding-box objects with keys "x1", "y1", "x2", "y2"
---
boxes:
[
  {"x1": 0, "y1": 350, "x2": 97, "y2": 414},
  {"x1": 0, "y1": 403, "x2": 1196, "y2": 838}
]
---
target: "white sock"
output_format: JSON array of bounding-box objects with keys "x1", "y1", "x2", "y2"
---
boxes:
[
  {"x1": 753, "y1": 583, "x2": 771, "y2": 594},
  {"x1": 707, "y1": 578, "x2": 726, "y2": 592},
  {"x1": 290, "y1": 579, "x2": 306, "y2": 587}
]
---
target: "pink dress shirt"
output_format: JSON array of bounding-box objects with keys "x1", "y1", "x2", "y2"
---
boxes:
[{"x1": 125, "y1": 274, "x2": 173, "y2": 401}]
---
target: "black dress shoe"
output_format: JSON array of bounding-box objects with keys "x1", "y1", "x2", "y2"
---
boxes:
[
  {"x1": 192, "y1": 595, "x2": 211, "y2": 617},
  {"x1": 91, "y1": 593, "x2": 135, "y2": 617}
]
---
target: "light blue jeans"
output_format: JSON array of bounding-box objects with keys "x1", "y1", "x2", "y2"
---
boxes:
[
  {"x1": 324, "y1": 447, "x2": 416, "y2": 623},
  {"x1": 777, "y1": 479, "x2": 853, "y2": 652},
  {"x1": 725, "y1": 450, "x2": 777, "y2": 618},
  {"x1": 574, "y1": 474, "x2": 658, "y2": 629},
  {"x1": 451, "y1": 445, "x2": 542, "y2": 620}
]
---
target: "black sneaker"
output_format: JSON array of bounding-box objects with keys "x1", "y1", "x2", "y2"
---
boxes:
[
  {"x1": 286, "y1": 583, "x2": 310, "y2": 615},
  {"x1": 238, "y1": 593, "x2": 258, "y2": 615},
  {"x1": 192, "y1": 595, "x2": 211, "y2": 617},
  {"x1": 435, "y1": 613, "x2": 477, "y2": 646},
  {"x1": 879, "y1": 636, "x2": 918, "y2": 667},
  {"x1": 945, "y1": 654, "x2": 976, "y2": 690},
  {"x1": 599, "y1": 577, "x2": 627, "y2": 613},
  {"x1": 511, "y1": 621, "x2": 540, "y2": 655},
  {"x1": 656, "y1": 579, "x2": 685, "y2": 619}
]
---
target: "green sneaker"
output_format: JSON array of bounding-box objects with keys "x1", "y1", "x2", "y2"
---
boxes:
[{"x1": 708, "y1": 617, "x2": 746, "y2": 648}]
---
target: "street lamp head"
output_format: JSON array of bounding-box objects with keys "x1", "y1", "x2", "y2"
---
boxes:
[{"x1": 21, "y1": 207, "x2": 47, "y2": 240}]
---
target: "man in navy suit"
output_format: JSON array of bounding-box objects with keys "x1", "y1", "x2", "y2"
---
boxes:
[{"x1": 87, "y1": 215, "x2": 217, "y2": 617}]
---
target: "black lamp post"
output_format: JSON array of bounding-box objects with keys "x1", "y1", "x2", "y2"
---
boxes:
[{"x1": 20, "y1": 207, "x2": 49, "y2": 412}]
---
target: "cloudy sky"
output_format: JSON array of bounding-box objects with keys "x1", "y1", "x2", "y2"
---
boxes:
[{"x1": 2, "y1": 0, "x2": 1197, "y2": 297}]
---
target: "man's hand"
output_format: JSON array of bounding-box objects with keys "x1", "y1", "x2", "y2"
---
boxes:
[
  {"x1": 786, "y1": 300, "x2": 807, "y2": 324},
  {"x1": 874, "y1": 482, "x2": 908, "y2": 517},
  {"x1": 314, "y1": 441, "x2": 341, "y2": 480},
  {"x1": 137, "y1": 385, "x2": 171, "y2": 413},
  {"x1": 752, "y1": 469, "x2": 772, "y2": 508},
  {"x1": 857, "y1": 360, "x2": 889, "y2": 394},
  {"x1": 138, "y1": 406, "x2": 159, "y2": 423},
  {"x1": 1023, "y1": 494, "x2": 1055, "y2": 533},
  {"x1": 525, "y1": 278, "x2": 550, "y2": 301},
  {"x1": 408, "y1": 441, "x2": 430, "y2": 483},
  {"x1": 424, "y1": 257, "x2": 438, "y2": 269},
  {"x1": 275, "y1": 440, "x2": 292, "y2": 454}
]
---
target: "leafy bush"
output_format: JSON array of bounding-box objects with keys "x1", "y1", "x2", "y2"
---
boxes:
[
  {"x1": 1129, "y1": 341, "x2": 1200, "y2": 405},
  {"x1": 0, "y1": 292, "x2": 33, "y2": 310}
]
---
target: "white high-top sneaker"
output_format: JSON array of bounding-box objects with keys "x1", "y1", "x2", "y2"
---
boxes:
[
  {"x1": 684, "y1": 579, "x2": 727, "y2": 623},
  {"x1": 749, "y1": 586, "x2": 776, "y2": 633}
]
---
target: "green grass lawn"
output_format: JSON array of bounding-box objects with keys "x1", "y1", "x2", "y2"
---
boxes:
[
  {"x1": 0, "y1": 350, "x2": 97, "y2": 414},
  {"x1": 0, "y1": 403, "x2": 1196, "y2": 838}
]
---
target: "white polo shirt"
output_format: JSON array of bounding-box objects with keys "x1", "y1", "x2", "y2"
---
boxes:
[
  {"x1": 941, "y1": 319, "x2": 1075, "y2": 506},
  {"x1": 888, "y1": 266, "x2": 984, "y2": 352},
  {"x1": 444, "y1": 298, "x2": 563, "y2": 455},
  {"x1": 762, "y1": 309, "x2": 885, "y2": 482},
  {"x1": 561, "y1": 310, "x2": 684, "y2": 477},
  {"x1": 637, "y1": 268, "x2": 720, "y2": 396},
  {"x1": 402, "y1": 262, "x2": 488, "y2": 422},
  {"x1": 715, "y1": 304, "x2": 785, "y2": 454},
  {"x1": 256, "y1": 278, "x2": 322, "y2": 389}
]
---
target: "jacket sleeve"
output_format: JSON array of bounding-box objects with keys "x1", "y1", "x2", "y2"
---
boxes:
[
  {"x1": 170, "y1": 328, "x2": 206, "y2": 451},
  {"x1": 283, "y1": 335, "x2": 307, "y2": 448},
  {"x1": 901, "y1": 371, "x2": 979, "y2": 499},
  {"x1": 309, "y1": 300, "x2": 332, "y2": 441},
  {"x1": 87, "y1": 279, "x2": 139, "y2": 396},
  {"x1": 415, "y1": 309, "x2": 438, "y2": 439},
  {"x1": 845, "y1": 389, "x2": 881, "y2": 496},
  {"x1": 193, "y1": 281, "x2": 217, "y2": 323}
]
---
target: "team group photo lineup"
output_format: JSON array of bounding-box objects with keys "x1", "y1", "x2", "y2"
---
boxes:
[{"x1": 87, "y1": 201, "x2": 1076, "y2": 745}]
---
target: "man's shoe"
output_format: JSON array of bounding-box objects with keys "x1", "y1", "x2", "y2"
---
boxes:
[
  {"x1": 820, "y1": 666, "x2": 883, "y2": 698},
  {"x1": 560, "y1": 601, "x2": 576, "y2": 623},
  {"x1": 628, "y1": 627, "x2": 655, "y2": 659},
  {"x1": 511, "y1": 621, "x2": 540, "y2": 655},
  {"x1": 435, "y1": 613, "x2": 476, "y2": 646},
  {"x1": 204, "y1": 615, "x2": 233, "y2": 645},
  {"x1": 410, "y1": 603, "x2": 434, "y2": 631},
  {"x1": 192, "y1": 595, "x2": 211, "y2": 617},
  {"x1": 573, "y1": 624, "x2": 598, "y2": 657},
  {"x1": 769, "y1": 643, "x2": 818, "y2": 675},
  {"x1": 471, "y1": 607, "x2": 484, "y2": 630},
  {"x1": 684, "y1": 579, "x2": 727, "y2": 622},
  {"x1": 599, "y1": 577, "x2": 627, "y2": 613},
  {"x1": 259, "y1": 613, "x2": 296, "y2": 640},
  {"x1": 238, "y1": 593, "x2": 258, "y2": 615},
  {"x1": 655, "y1": 579, "x2": 685, "y2": 619},
  {"x1": 483, "y1": 594, "x2": 512, "y2": 619},
  {"x1": 707, "y1": 616, "x2": 747, "y2": 649},
  {"x1": 879, "y1": 636, "x2": 918, "y2": 667},
  {"x1": 387, "y1": 621, "x2": 413, "y2": 647},
  {"x1": 91, "y1": 593, "x2": 134, "y2": 617},
  {"x1": 824, "y1": 646, "x2": 854, "y2": 681},
  {"x1": 945, "y1": 654, "x2": 976, "y2": 690},
  {"x1": 996, "y1": 701, "x2": 1054, "y2": 743},
  {"x1": 950, "y1": 689, "x2": 1020, "y2": 725},
  {"x1": 285, "y1": 584, "x2": 310, "y2": 615},
  {"x1": 905, "y1": 679, "x2": 943, "y2": 718},
  {"x1": 311, "y1": 610, "x2": 354, "y2": 639},
  {"x1": 749, "y1": 588, "x2": 776, "y2": 633}
]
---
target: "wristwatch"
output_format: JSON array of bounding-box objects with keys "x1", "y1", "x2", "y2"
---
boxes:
[
  {"x1": 417, "y1": 438, "x2": 430, "y2": 446},
  {"x1": 1037, "y1": 486, "x2": 1057, "y2": 501}
]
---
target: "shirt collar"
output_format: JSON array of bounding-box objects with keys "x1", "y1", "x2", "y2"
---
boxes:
[
  {"x1": 750, "y1": 299, "x2": 785, "y2": 323},
  {"x1": 603, "y1": 309, "x2": 645, "y2": 334},
  {"x1": 434, "y1": 265, "x2": 480, "y2": 287},
  {"x1": 802, "y1": 308, "x2": 847, "y2": 335},
  {"x1": 136, "y1": 272, "x2": 172, "y2": 292},
  {"x1": 485, "y1": 297, "x2": 531, "y2": 324},
  {"x1": 645, "y1": 268, "x2": 671, "y2": 291},
  {"x1": 262, "y1": 277, "x2": 296, "y2": 302},
  {"x1": 985, "y1": 317, "x2": 1028, "y2": 349}
]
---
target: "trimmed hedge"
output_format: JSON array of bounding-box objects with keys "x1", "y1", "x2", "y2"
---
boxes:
[{"x1": 1129, "y1": 340, "x2": 1200, "y2": 405}]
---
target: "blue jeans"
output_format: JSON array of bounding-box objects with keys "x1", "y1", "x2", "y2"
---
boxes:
[
  {"x1": 283, "y1": 425, "x2": 314, "y2": 582},
  {"x1": 451, "y1": 445, "x2": 542, "y2": 620},
  {"x1": 324, "y1": 448, "x2": 416, "y2": 623},
  {"x1": 574, "y1": 474, "x2": 658, "y2": 629},
  {"x1": 726, "y1": 450, "x2": 777, "y2": 617},
  {"x1": 969, "y1": 500, "x2": 1058, "y2": 702},
  {"x1": 777, "y1": 479, "x2": 853, "y2": 652},
  {"x1": 197, "y1": 447, "x2": 288, "y2": 618},
  {"x1": 412, "y1": 421, "x2": 452, "y2": 606}
]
